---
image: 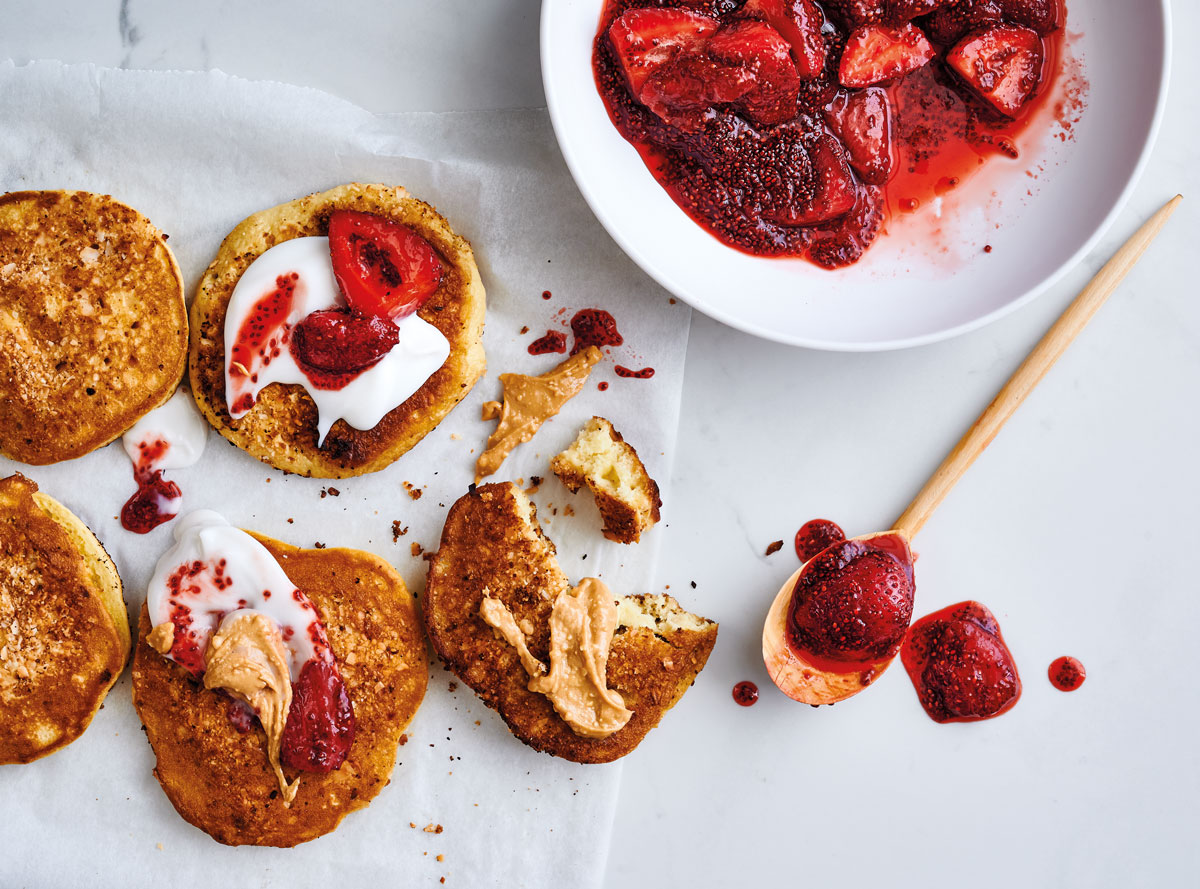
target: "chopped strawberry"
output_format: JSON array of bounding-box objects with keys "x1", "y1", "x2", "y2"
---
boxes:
[
  {"x1": 327, "y1": 210, "x2": 442, "y2": 320},
  {"x1": 839, "y1": 22, "x2": 935, "y2": 88},
  {"x1": 706, "y1": 21, "x2": 803, "y2": 124},
  {"x1": 607, "y1": 8, "x2": 719, "y2": 97},
  {"x1": 642, "y1": 21, "x2": 801, "y2": 128},
  {"x1": 763, "y1": 131, "x2": 858, "y2": 226},
  {"x1": 922, "y1": 0, "x2": 1003, "y2": 45},
  {"x1": 737, "y1": 0, "x2": 828, "y2": 80},
  {"x1": 821, "y1": 0, "x2": 886, "y2": 28},
  {"x1": 997, "y1": 0, "x2": 1062, "y2": 35},
  {"x1": 946, "y1": 24, "x2": 1044, "y2": 117},
  {"x1": 290, "y1": 308, "x2": 400, "y2": 374},
  {"x1": 824, "y1": 87, "x2": 896, "y2": 185}
]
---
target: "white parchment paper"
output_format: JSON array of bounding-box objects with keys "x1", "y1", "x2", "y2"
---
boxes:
[{"x1": 0, "y1": 61, "x2": 692, "y2": 888}]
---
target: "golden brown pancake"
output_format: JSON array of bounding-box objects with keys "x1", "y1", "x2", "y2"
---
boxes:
[
  {"x1": 0, "y1": 190, "x2": 187, "y2": 464},
  {"x1": 424, "y1": 482, "x2": 717, "y2": 764},
  {"x1": 189, "y1": 182, "x2": 486, "y2": 478},
  {"x1": 131, "y1": 535, "x2": 427, "y2": 847},
  {"x1": 0, "y1": 473, "x2": 129, "y2": 764}
]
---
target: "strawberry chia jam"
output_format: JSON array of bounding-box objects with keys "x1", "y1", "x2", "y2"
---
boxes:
[{"x1": 593, "y1": 0, "x2": 1069, "y2": 267}]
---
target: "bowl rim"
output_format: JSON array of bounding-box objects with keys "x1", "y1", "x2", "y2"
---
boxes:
[{"x1": 540, "y1": 0, "x2": 1174, "y2": 352}]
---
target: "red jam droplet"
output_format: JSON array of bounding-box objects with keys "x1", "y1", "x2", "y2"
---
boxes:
[
  {"x1": 614, "y1": 364, "x2": 655, "y2": 378},
  {"x1": 732, "y1": 680, "x2": 759, "y2": 707},
  {"x1": 1048, "y1": 655, "x2": 1085, "y2": 692},
  {"x1": 121, "y1": 437, "x2": 181, "y2": 534},
  {"x1": 528, "y1": 330, "x2": 568, "y2": 355},
  {"x1": 794, "y1": 518, "x2": 846, "y2": 562},
  {"x1": 786, "y1": 532, "x2": 914, "y2": 670},
  {"x1": 570, "y1": 308, "x2": 624, "y2": 354},
  {"x1": 901, "y1": 601, "x2": 1022, "y2": 723},
  {"x1": 280, "y1": 659, "x2": 356, "y2": 773}
]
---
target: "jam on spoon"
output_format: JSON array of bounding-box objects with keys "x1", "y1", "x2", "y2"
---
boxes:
[{"x1": 762, "y1": 197, "x2": 1180, "y2": 708}]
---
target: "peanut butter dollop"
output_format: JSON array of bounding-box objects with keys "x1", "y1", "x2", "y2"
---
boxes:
[
  {"x1": 481, "y1": 577, "x2": 633, "y2": 739},
  {"x1": 147, "y1": 620, "x2": 175, "y2": 655},
  {"x1": 202, "y1": 611, "x2": 299, "y2": 805},
  {"x1": 475, "y1": 346, "x2": 602, "y2": 483}
]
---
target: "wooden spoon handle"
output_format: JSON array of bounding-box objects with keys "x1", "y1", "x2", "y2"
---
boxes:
[{"x1": 893, "y1": 194, "x2": 1183, "y2": 539}]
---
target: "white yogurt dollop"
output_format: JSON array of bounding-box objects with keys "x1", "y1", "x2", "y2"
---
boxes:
[
  {"x1": 222, "y1": 236, "x2": 450, "y2": 446},
  {"x1": 122, "y1": 388, "x2": 208, "y2": 472},
  {"x1": 146, "y1": 510, "x2": 329, "y2": 681}
]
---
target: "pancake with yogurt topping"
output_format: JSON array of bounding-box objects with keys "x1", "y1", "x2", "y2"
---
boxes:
[
  {"x1": 189, "y1": 182, "x2": 486, "y2": 478},
  {"x1": 131, "y1": 520, "x2": 427, "y2": 846},
  {"x1": 0, "y1": 190, "x2": 187, "y2": 464}
]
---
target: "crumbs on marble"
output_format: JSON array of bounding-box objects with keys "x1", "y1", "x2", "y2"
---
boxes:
[
  {"x1": 765, "y1": 540, "x2": 783, "y2": 556},
  {"x1": 392, "y1": 520, "x2": 409, "y2": 542}
]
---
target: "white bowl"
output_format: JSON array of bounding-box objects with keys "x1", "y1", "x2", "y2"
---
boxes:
[{"x1": 541, "y1": 1, "x2": 1171, "y2": 351}]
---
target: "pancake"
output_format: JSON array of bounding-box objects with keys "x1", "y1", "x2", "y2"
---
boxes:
[
  {"x1": 424, "y1": 482, "x2": 717, "y2": 764},
  {"x1": 131, "y1": 534, "x2": 427, "y2": 846},
  {"x1": 189, "y1": 183, "x2": 486, "y2": 478},
  {"x1": 0, "y1": 473, "x2": 129, "y2": 764},
  {"x1": 0, "y1": 190, "x2": 187, "y2": 464}
]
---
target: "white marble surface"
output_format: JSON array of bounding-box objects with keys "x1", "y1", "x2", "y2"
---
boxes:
[{"x1": 4, "y1": 1, "x2": 1198, "y2": 887}]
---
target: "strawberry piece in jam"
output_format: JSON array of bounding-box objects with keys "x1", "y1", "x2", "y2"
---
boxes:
[
  {"x1": 281, "y1": 659, "x2": 355, "y2": 773},
  {"x1": 794, "y1": 518, "x2": 846, "y2": 561},
  {"x1": 838, "y1": 22, "x2": 935, "y2": 89},
  {"x1": 901, "y1": 600, "x2": 1021, "y2": 722},
  {"x1": 327, "y1": 210, "x2": 443, "y2": 321},
  {"x1": 607, "y1": 7, "x2": 719, "y2": 97},
  {"x1": 945, "y1": 24, "x2": 1044, "y2": 118},
  {"x1": 786, "y1": 532, "x2": 914, "y2": 668},
  {"x1": 823, "y1": 87, "x2": 896, "y2": 185},
  {"x1": 737, "y1": 0, "x2": 829, "y2": 81},
  {"x1": 290, "y1": 308, "x2": 400, "y2": 375}
]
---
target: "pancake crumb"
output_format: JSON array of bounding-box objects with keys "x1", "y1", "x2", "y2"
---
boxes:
[
  {"x1": 765, "y1": 540, "x2": 783, "y2": 556},
  {"x1": 392, "y1": 521, "x2": 409, "y2": 542},
  {"x1": 411, "y1": 542, "x2": 423, "y2": 557}
]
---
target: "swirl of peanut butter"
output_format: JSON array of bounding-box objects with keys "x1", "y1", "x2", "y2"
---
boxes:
[
  {"x1": 481, "y1": 577, "x2": 632, "y2": 739},
  {"x1": 202, "y1": 611, "x2": 299, "y2": 805}
]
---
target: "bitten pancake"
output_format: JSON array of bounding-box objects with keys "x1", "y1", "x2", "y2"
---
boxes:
[
  {"x1": 0, "y1": 473, "x2": 129, "y2": 764},
  {"x1": 424, "y1": 482, "x2": 716, "y2": 764},
  {"x1": 189, "y1": 183, "x2": 486, "y2": 478},
  {"x1": 131, "y1": 535, "x2": 427, "y2": 847},
  {"x1": 0, "y1": 190, "x2": 187, "y2": 464},
  {"x1": 551, "y1": 416, "x2": 662, "y2": 544}
]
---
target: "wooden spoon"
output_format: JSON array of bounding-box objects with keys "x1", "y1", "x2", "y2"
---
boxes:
[{"x1": 764, "y1": 195, "x2": 1183, "y2": 705}]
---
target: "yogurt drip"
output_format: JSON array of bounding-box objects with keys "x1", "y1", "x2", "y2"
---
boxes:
[{"x1": 120, "y1": 389, "x2": 208, "y2": 533}]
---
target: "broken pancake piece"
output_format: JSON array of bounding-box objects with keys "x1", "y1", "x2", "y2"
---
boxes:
[
  {"x1": 189, "y1": 182, "x2": 486, "y2": 478},
  {"x1": 476, "y1": 346, "x2": 601, "y2": 483},
  {"x1": 551, "y1": 416, "x2": 661, "y2": 544},
  {"x1": 0, "y1": 473, "x2": 129, "y2": 764},
  {"x1": 131, "y1": 513, "x2": 426, "y2": 846},
  {"x1": 424, "y1": 482, "x2": 716, "y2": 763},
  {"x1": 0, "y1": 190, "x2": 187, "y2": 464}
]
